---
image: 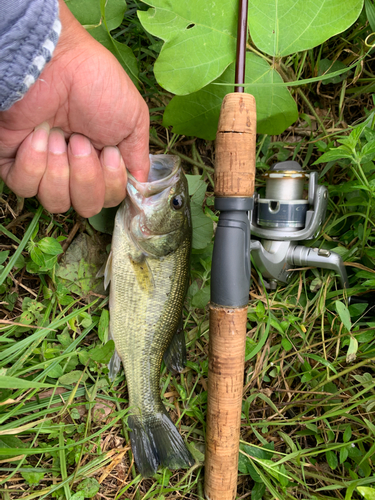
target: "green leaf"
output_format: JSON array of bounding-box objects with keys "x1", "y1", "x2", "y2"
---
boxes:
[
  {"x1": 249, "y1": 0, "x2": 363, "y2": 57},
  {"x1": 21, "y1": 471, "x2": 45, "y2": 486},
  {"x1": 335, "y1": 300, "x2": 352, "y2": 331},
  {"x1": 66, "y1": 0, "x2": 126, "y2": 30},
  {"x1": 0, "y1": 435, "x2": 27, "y2": 460},
  {"x1": 98, "y1": 309, "x2": 109, "y2": 342},
  {"x1": 89, "y1": 206, "x2": 118, "y2": 235},
  {"x1": 163, "y1": 52, "x2": 297, "y2": 139},
  {"x1": 281, "y1": 337, "x2": 293, "y2": 351},
  {"x1": 340, "y1": 446, "x2": 349, "y2": 464},
  {"x1": 76, "y1": 477, "x2": 100, "y2": 498},
  {"x1": 189, "y1": 182, "x2": 213, "y2": 250},
  {"x1": 138, "y1": 0, "x2": 237, "y2": 95},
  {"x1": 30, "y1": 246, "x2": 45, "y2": 267},
  {"x1": 358, "y1": 486, "x2": 375, "y2": 500},
  {"x1": 343, "y1": 425, "x2": 352, "y2": 443},
  {"x1": 0, "y1": 251, "x2": 9, "y2": 266},
  {"x1": 326, "y1": 450, "x2": 338, "y2": 470},
  {"x1": 58, "y1": 371, "x2": 88, "y2": 386},
  {"x1": 313, "y1": 146, "x2": 354, "y2": 164},
  {"x1": 90, "y1": 28, "x2": 139, "y2": 86},
  {"x1": 318, "y1": 58, "x2": 349, "y2": 85},
  {"x1": 38, "y1": 237, "x2": 63, "y2": 256},
  {"x1": 252, "y1": 481, "x2": 266, "y2": 500},
  {"x1": 347, "y1": 336, "x2": 358, "y2": 363},
  {"x1": 186, "y1": 175, "x2": 206, "y2": 196},
  {"x1": 190, "y1": 285, "x2": 210, "y2": 309},
  {"x1": 67, "y1": 0, "x2": 138, "y2": 86},
  {"x1": 89, "y1": 340, "x2": 115, "y2": 364},
  {"x1": 365, "y1": 0, "x2": 375, "y2": 32},
  {"x1": 0, "y1": 376, "x2": 52, "y2": 389}
]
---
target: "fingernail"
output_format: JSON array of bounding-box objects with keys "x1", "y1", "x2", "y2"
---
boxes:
[
  {"x1": 48, "y1": 128, "x2": 67, "y2": 155},
  {"x1": 31, "y1": 122, "x2": 50, "y2": 152},
  {"x1": 103, "y1": 146, "x2": 122, "y2": 170},
  {"x1": 70, "y1": 134, "x2": 91, "y2": 157}
]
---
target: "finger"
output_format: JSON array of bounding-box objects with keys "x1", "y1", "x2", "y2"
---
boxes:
[
  {"x1": 68, "y1": 134, "x2": 105, "y2": 218},
  {"x1": 100, "y1": 146, "x2": 127, "y2": 208},
  {"x1": 2, "y1": 122, "x2": 49, "y2": 197},
  {"x1": 117, "y1": 99, "x2": 150, "y2": 183},
  {"x1": 38, "y1": 128, "x2": 71, "y2": 213}
]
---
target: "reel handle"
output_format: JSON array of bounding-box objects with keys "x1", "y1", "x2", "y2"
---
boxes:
[{"x1": 205, "y1": 92, "x2": 256, "y2": 500}]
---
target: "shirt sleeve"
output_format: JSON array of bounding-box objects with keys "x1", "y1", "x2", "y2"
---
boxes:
[{"x1": 0, "y1": 0, "x2": 61, "y2": 111}]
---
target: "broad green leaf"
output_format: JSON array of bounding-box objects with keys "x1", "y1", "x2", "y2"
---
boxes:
[
  {"x1": 30, "y1": 246, "x2": 45, "y2": 267},
  {"x1": 38, "y1": 237, "x2": 63, "y2": 256},
  {"x1": 89, "y1": 28, "x2": 139, "y2": 86},
  {"x1": 191, "y1": 285, "x2": 210, "y2": 308},
  {"x1": 186, "y1": 175, "x2": 206, "y2": 196},
  {"x1": 66, "y1": 0, "x2": 127, "y2": 31},
  {"x1": 163, "y1": 53, "x2": 297, "y2": 140},
  {"x1": 249, "y1": 0, "x2": 363, "y2": 57},
  {"x1": 66, "y1": 0, "x2": 138, "y2": 85},
  {"x1": 326, "y1": 450, "x2": 338, "y2": 470},
  {"x1": 252, "y1": 482, "x2": 266, "y2": 500},
  {"x1": 335, "y1": 300, "x2": 352, "y2": 331},
  {"x1": 313, "y1": 146, "x2": 354, "y2": 164},
  {"x1": 58, "y1": 370, "x2": 88, "y2": 385},
  {"x1": 138, "y1": 0, "x2": 237, "y2": 94},
  {"x1": 89, "y1": 340, "x2": 115, "y2": 364},
  {"x1": 358, "y1": 487, "x2": 375, "y2": 500},
  {"x1": 21, "y1": 471, "x2": 45, "y2": 486}
]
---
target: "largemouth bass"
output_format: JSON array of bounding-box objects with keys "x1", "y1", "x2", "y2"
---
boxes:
[{"x1": 104, "y1": 155, "x2": 194, "y2": 477}]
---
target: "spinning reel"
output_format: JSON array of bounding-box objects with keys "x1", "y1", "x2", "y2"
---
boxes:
[{"x1": 250, "y1": 161, "x2": 349, "y2": 290}]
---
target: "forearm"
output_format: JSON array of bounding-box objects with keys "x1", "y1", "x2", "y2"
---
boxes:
[{"x1": 0, "y1": 0, "x2": 61, "y2": 111}]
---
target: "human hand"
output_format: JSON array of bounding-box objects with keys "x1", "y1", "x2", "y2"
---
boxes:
[{"x1": 0, "y1": 0, "x2": 149, "y2": 218}]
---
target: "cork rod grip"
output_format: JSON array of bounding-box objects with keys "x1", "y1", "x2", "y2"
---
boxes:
[
  {"x1": 215, "y1": 93, "x2": 256, "y2": 198},
  {"x1": 204, "y1": 305, "x2": 248, "y2": 500}
]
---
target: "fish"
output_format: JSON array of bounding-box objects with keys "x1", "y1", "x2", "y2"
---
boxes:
[{"x1": 104, "y1": 155, "x2": 194, "y2": 477}]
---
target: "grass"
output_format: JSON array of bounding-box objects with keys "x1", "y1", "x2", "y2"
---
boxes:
[{"x1": 1, "y1": 2, "x2": 375, "y2": 500}]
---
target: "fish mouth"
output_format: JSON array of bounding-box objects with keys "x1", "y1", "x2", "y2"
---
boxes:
[{"x1": 127, "y1": 155, "x2": 180, "y2": 200}]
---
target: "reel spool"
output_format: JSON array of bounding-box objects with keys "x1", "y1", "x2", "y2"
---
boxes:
[{"x1": 257, "y1": 161, "x2": 309, "y2": 232}]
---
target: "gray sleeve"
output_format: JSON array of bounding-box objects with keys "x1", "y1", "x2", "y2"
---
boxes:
[{"x1": 0, "y1": 0, "x2": 61, "y2": 111}]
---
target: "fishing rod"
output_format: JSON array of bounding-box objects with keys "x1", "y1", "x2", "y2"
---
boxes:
[{"x1": 205, "y1": 0, "x2": 255, "y2": 498}]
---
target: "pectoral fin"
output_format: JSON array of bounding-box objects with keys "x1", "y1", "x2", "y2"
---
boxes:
[
  {"x1": 98, "y1": 251, "x2": 112, "y2": 290},
  {"x1": 108, "y1": 326, "x2": 122, "y2": 381},
  {"x1": 163, "y1": 318, "x2": 187, "y2": 374}
]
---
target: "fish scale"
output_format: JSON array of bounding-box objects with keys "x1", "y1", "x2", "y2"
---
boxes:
[
  {"x1": 107, "y1": 155, "x2": 194, "y2": 477},
  {"x1": 111, "y1": 228, "x2": 189, "y2": 415}
]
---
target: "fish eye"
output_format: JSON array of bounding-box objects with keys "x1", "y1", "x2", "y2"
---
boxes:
[{"x1": 170, "y1": 194, "x2": 184, "y2": 210}]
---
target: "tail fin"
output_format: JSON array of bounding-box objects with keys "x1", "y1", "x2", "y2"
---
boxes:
[{"x1": 128, "y1": 410, "x2": 194, "y2": 477}]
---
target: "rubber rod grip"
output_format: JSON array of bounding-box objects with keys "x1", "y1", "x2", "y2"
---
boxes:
[
  {"x1": 215, "y1": 93, "x2": 256, "y2": 197},
  {"x1": 204, "y1": 304, "x2": 247, "y2": 500}
]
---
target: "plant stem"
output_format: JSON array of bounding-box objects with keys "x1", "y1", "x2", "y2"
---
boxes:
[{"x1": 149, "y1": 135, "x2": 215, "y2": 172}]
